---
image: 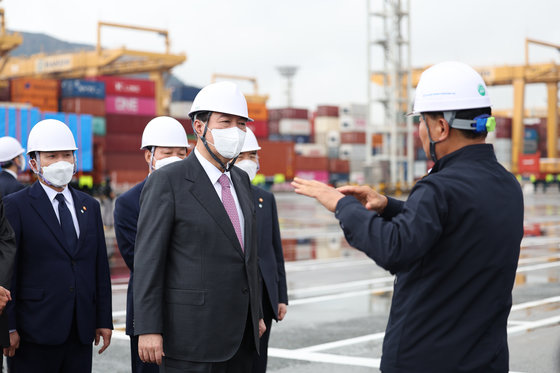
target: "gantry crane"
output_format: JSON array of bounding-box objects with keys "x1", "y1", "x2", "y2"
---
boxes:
[
  {"x1": 371, "y1": 38, "x2": 560, "y2": 174},
  {"x1": 210, "y1": 73, "x2": 269, "y2": 104},
  {"x1": 0, "y1": 16, "x2": 186, "y2": 115}
]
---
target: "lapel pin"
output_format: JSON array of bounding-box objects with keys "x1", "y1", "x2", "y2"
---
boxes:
[
  {"x1": 259, "y1": 203, "x2": 263, "y2": 208},
  {"x1": 259, "y1": 197, "x2": 263, "y2": 203}
]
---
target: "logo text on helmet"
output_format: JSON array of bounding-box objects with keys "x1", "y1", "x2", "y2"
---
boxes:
[{"x1": 477, "y1": 84, "x2": 486, "y2": 96}]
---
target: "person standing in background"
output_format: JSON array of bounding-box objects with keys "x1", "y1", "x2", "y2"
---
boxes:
[
  {"x1": 0, "y1": 137, "x2": 26, "y2": 197},
  {"x1": 0, "y1": 193, "x2": 16, "y2": 373},
  {"x1": 235, "y1": 127, "x2": 288, "y2": 373},
  {"x1": 113, "y1": 116, "x2": 190, "y2": 373}
]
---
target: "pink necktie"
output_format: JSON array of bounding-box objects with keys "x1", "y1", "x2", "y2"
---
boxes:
[{"x1": 218, "y1": 174, "x2": 243, "y2": 251}]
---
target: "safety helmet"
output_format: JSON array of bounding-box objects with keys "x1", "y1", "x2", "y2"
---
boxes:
[
  {"x1": 188, "y1": 81, "x2": 253, "y2": 122},
  {"x1": 141, "y1": 116, "x2": 190, "y2": 149},
  {"x1": 241, "y1": 127, "x2": 261, "y2": 153},
  {"x1": 411, "y1": 61, "x2": 491, "y2": 114},
  {"x1": 0, "y1": 136, "x2": 25, "y2": 162},
  {"x1": 27, "y1": 119, "x2": 78, "y2": 154}
]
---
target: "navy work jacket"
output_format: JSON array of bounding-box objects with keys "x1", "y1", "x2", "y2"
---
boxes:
[{"x1": 335, "y1": 144, "x2": 524, "y2": 373}]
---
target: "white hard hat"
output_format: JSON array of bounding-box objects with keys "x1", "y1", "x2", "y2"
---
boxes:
[
  {"x1": 0, "y1": 136, "x2": 25, "y2": 162},
  {"x1": 241, "y1": 127, "x2": 261, "y2": 153},
  {"x1": 27, "y1": 119, "x2": 78, "y2": 154},
  {"x1": 411, "y1": 61, "x2": 491, "y2": 114},
  {"x1": 188, "y1": 81, "x2": 253, "y2": 122},
  {"x1": 141, "y1": 116, "x2": 190, "y2": 149}
]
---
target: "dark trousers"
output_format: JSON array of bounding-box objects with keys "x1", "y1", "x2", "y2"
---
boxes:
[
  {"x1": 162, "y1": 311, "x2": 255, "y2": 373},
  {"x1": 252, "y1": 288, "x2": 274, "y2": 373},
  {"x1": 9, "y1": 318, "x2": 92, "y2": 373},
  {"x1": 130, "y1": 335, "x2": 159, "y2": 373}
]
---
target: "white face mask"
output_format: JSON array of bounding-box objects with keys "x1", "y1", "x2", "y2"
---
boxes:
[
  {"x1": 208, "y1": 127, "x2": 246, "y2": 159},
  {"x1": 154, "y1": 156, "x2": 182, "y2": 170},
  {"x1": 235, "y1": 159, "x2": 258, "y2": 182},
  {"x1": 41, "y1": 161, "x2": 74, "y2": 187}
]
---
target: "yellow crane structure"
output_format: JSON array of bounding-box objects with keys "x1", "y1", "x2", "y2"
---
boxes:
[
  {"x1": 371, "y1": 38, "x2": 560, "y2": 174},
  {"x1": 210, "y1": 73, "x2": 269, "y2": 104},
  {"x1": 0, "y1": 18, "x2": 186, "y2": 115}
]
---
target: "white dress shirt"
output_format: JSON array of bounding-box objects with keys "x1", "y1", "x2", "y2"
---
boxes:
[
  {"x1": 39, "y1": 181, "x2": 80, "y2": 238},
  {"x1": 194, "y1": 148, "x2": 245, "y2": 244}
]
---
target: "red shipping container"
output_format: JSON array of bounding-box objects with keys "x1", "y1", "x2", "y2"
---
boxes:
[
  {"x1": 518, "y1": 152, "x2": 541, "y2": 175},
  {"x1": 61, "y1": 97, "x2": 106, "y2": 117},
  {"x1": 93, "y1": 76, "x2": 155, "y2": 98},
  {"x1": 258, "y1": 140, "x2": 295, "y2": 179},
  {"x1": 247, "y1": 121, "x2": 268, "y2": 139},
  {"x1": 111, "y1": 169, "x2": 149, "y2": 185},
  {"x1": 495, "y1": 117, "x2": 512, "y2": 138},
  {"x1": 294, "y1": 156, "x2": 328, "y2": 171},
  {"x1": 0, "y1": 81, "x2": 10, "y2": 101},
  {"x1": 105, "y1": 152, "x2": 148, "y2": 171},
  {"x1": 106, "y1": 114, "x2": 154, "y2": 135},
  {"x1": 340, "y1": 132, "x2": 366, "y2": 144},
  {"x1": 268, "y1": 108, "x2": 308, "y2": 121},
  {"x1": 105, "y1": 134, "x2": 142, "y2": 152},
  {"x1": 328, "y1": 159, "x2": 350, "y2": 174},
  {"x1": 316, "y1": 105, "x2": 339, "y2": 117},
  {"x1": 106, "y1": 95, "x2": 156, "y2": 116},
  {"x1": 268, "y1": 120, "x2": 279, "y2": 136},
  {"x1": 295, "y1": 170, "x2": 329, "y2": 184}
]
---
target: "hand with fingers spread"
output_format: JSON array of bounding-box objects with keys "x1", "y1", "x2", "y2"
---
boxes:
[
  {"x1": 337, "y1": 185, "x2": 388, "y2": 213},
  {"x1": 95, "y1": 328, "x2": 112, "y2": 354},
  {"x1": 138, "y1": 333, "x2": 165, "y2": 365},
  {"x1": 291, "y1": 177, "x2": 344, "y2": 212}
]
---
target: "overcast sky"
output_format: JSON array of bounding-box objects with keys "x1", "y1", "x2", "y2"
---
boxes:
[{"x1": 4, "y1": 0, "x2": 560, "y2": 118}]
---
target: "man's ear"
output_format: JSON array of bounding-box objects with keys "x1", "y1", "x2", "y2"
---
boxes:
[
  {"x1": 144, "y1": 149, "x2": 152, "y2": 166},
  {"x1": 437, "y1": 117, "x2": 451, "y2": 142}
]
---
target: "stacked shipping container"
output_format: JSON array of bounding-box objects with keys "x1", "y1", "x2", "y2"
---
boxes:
[{"x1": 11, "y1": 78, "x2": 59, "y2": 112}]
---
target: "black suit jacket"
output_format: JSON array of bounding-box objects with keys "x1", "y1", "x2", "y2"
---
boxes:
[
  {"x1": 0, "y1": 194, "x2": 16, "y2": 347},
  {"x1": 134, "y1": 153, "x2": 261, "y2": 362},
  {"x1": 253, "y1": 186, "x2": 288, "y2": 320},
  {"x1": 0, "y1": 171, "x2": 25, "y2": 197},
  {"x1": 113, "y1": 178, "x2": 146, "y2": 335}
]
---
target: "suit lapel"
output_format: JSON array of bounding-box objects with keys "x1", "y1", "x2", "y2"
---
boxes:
[
  {"x1": 28, "y1": 182, "x2": 70, "y2": 255},
  {"x1": 70, "y1": 187, "x2": 89, "y2": 255},
  {"x1": 185, "y1": 154, "x2": 245, "y2": 258}
]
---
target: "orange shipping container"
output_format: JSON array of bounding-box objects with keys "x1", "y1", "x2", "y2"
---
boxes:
[
  {"x1": 12, "y1": 96, "x2": 58, "y2": 112},
  {"x1": 257, "y1": 140, "x2": 295, "y2": 179},
  {"x1": 328, "y1": 159, "x2": 350, "y2": 174},
  {"x1": 247, "y1": 102, "x2": 268, "y2": 121},
  {"x1": 294, "y1": 156, "x2": 328, "y2": 171},
  {"x1": 11, "y1": 78, "x2": 59, "y2": 97}
]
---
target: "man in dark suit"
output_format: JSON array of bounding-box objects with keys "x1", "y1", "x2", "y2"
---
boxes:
[
  {"x1": 235, "y1": 128, "x2": 288, "y2": 373},
  {"x1": 0, "y1": 193, "x2": 16, "y2": 373},
  {"x1": 0, "y1": 137, "x2": 26, "y2": 197},
  {"x1": 114, "y1": 116, "x2": 189, "y2": 373},
  {"x1": 134, "y1": 81, "x2": 265, "y2": 372},
  {"x1": 3, "y1": 119, "x2": 113, "y2": 373}
]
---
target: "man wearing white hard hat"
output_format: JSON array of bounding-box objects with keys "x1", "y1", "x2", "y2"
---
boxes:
[
  {"x1": 0, "y1": 137, "x2": 26, "y2": 197},
  {"x1": 113, "y1": 116, "x2": 189, "y2": 373},
  {"x1": 3, "y1": 119, "x2": 113, "y2": 373},
  {"x1": 293, "y1": 62, "x2": 523, "y2": 372},
  {"x1": 134, "y1": 81, "x2": 265, "y2": 372},
  {"x1": 235, "y1": 128, "x2": 288, "y2": 373}
]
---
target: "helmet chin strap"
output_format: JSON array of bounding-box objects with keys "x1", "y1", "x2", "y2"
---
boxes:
[
  {"x1": 197, "y1": 112, "x2": 238, "y2": 173},
  {"x1": 422, "y1": 115, "x2": 442, "y2": 162}
]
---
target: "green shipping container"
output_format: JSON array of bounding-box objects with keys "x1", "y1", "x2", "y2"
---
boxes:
[{"x1": 93, "y1": 116, "x2": 106, "y2": 136}]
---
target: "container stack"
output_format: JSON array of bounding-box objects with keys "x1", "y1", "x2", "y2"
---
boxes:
[
  {"x1": 60, "y1": 79, "x2": 106, "y2": 136},
  {"x1": 247, "y1": 102, "x2": 269, "y2": 139},
  {"x1": 268, "y1": 108, "x2": 310, "y2": 143},
  {"x1": 169, "y1": 85, "x2": 200, "y2": 119},
  {"x1": 11, "y1": 78, "x2": 59, "y2": 112},
  {"x1": 313, "y1": 105, "x2": 339, "y2": 158},
  {"x1": 493, "y1": 117, "x2": 512, "y2": 169},
  {"x1": 94, "y1": 76, "x2": 156, "y2": 117}
]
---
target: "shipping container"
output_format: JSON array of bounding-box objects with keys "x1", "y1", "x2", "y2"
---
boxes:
[
  {"x1": 268, "y1": 108, "x2": 308, "y2": 121},
  {"x1": 92, "y1": 116, "x2": 106, "y2": 136},
  {"x1": 105, "y1": 152, "x2": 147, "y2": 171},
  {"x1": 247, "y1": 121, "x2": 268, "y2": 139},
  {"x1": 110, "y1": 169, "x2": 148, "y2": 185},
  {"x1": 494, "y1": 138, "x2": 512, "y2": 168},
  {"x1": 413, "y1": 160, "x2": 428, "y2": 179},
  {"x1": 339, "y1": 103, "x2": 367, "y2": 118},
  {"x1": 268, "y1": 120, "x2": 279, "y2": 136},
  {"x1": 327, "y1": 146, "x2": 339, "y2": 159},
  {"x1": 314, "y1": 117, "x2": 339, "y2": 133},
  {"x1": 61, "y1": 97, "x2": 106, "y2": 117},
  {"x1": 328, "y1": 159, "x2": 350, "y2": 174},
  {"x1": 524, "y1": 127, "x2": 538, "y2": 154},
  {"x1": 294, "y1": 156, "x2": 328, "y2": 171},
  {"x1": 93, "y1": 76, "x2": 155, "y2": 98},
  {"x1": 106, "y1": 114, "x2": 154, "y2": 135},
  {"x1": 257, "y1": 140, "x2": 295, "y2": 179},
  {"x1": 268, "y1": 134, "x2": 310, "y2": 143},
  {"x1": 171, "y1": 85, "x2": 201, "y2": 102},
  {"x1": 279, "y1": 118, "x2": 311, "y2": 136},
  {"x1": 294, "y1": 143, "x2": 327, "y2": 157},
  {"x1": 61, "y1": 79, "x2": 105, "y2": 99},
  {"x1": 329, "y1": 172, "x2": 349, "y2": 186},
  {"x1": 105, "y1": 133, "x2": 142, "y2": 152},
  {"x1": 247, "y1": 102, "x2": 268, "y2": 121},
  {"x1": 339, "y1": 115, "x2": 367, "y2": 132},
  {"x1": 11, "y1": 78, "x2": 59, "y2": 97},
  {"x1": 339, "y1": 144, "x2": 367, "y2": 161},
  {"x1": 0, "y1": 81, "x2": 10, "y2": 101},
  {"x1": 316, "y1": 105, "x2": 339, "y2": 117},
  {"x1": 495, "y1": 117, "x2": 512, "y2": 139},
  {"x1": 106, "y1": 96, "x2": 156, "y2": 116},
  {"x1": 11, "y1": 96, "x2": 58, "y2": 112},
  {"x1": 294, "y1": 170, "x2": 329, "y2": 184},
  {"x1": 169, "y1": 101, "x2": 192, "y2": 119},
  {"x1": 340, "y1": 132, "x2": 366, "y2": 144}
]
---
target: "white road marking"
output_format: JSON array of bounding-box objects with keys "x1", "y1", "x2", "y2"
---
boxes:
[
  {"x1": 268, "y1": 348, "x2": 381, "y2": 368},
  {"x1": 511, "y1": 296, "x2": 560, "y2": 311},
  {"x1": 289, "y1": 276, "x2": 393, "y2": 296},
  {"x1": 296, "y1": 332, "x2": 386, "y2": 352},
  {"x1": 507, "y1": 315, "x2": 560, "y2": 335},
  {"x1": 517, "y1": 261, "x2": 560, "y2": 272},
  {"x1": 290, "y1": 286, "x2": 394, "y2": 305}
]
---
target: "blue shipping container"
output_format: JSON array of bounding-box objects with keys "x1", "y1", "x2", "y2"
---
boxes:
[
  {"x1": 61, "y1": 79, "x2": 105, "y2": 99},
  {"x1": 268, "y1": 134, "x2": 311, "y2": 143},
  {"x1": 172, "y1": 85, "x2": 201, "y2": 102}
]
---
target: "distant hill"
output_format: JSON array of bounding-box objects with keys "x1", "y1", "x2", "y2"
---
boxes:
[{"x1": 7, "y1": 30, "x2": 187, "y2": 87}]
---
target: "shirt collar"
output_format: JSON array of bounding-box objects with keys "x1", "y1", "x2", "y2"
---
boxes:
[
  {"x1": 194, "y1": 148, "x2": 232, "y2": 185},
  {"x1": 39, "y1": 181, "x2": 73, "y2": 205},
  {"x1": 431, "y1": 143, "x2": 496, "y2": 173},
  {"x1": 3, "y1": 169, "x2": 17, "y2": 179}
]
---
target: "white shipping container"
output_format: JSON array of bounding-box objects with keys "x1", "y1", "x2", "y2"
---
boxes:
[
  {"x1": 339, "y1": 115, "x2": 367, "y2": 132},
  {"x1": 295, "y1": 143, "x2": 327, "y2": 157},
  {"x1": 339, "y1": 144, "x2": 367, "y2": 161},
  {"x1": 327, "y1": 130, "x2": 340, "y2": 147},
  {"x1": 279, "y1": 118, "x2": 311, "y2": 135},
  {"x1": 494, "y1": 139, "x2": 512, "y2": 165},
  {"x1": 339, "y1": 103, "x2": 367, "y2": 118},
  {"x1": 414, "y1": 160, "x2": 428, "y2": 179},
  {"x1": 169, "y1": 101, "x2": 193, "y2": 119},
  {"x1": 314, "y1": 117, "x2": 339, "y2": 133}
]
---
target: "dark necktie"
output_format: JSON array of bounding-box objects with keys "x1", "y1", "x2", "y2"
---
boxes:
[
  {"x1": 55, "y1": 193, "x2": 78, "y2": 254},
  {"x1": 218, "y1": 174, "x2": 243, "y2": 251}
]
